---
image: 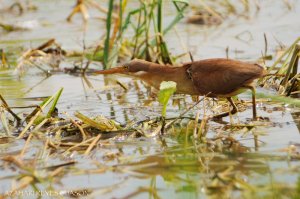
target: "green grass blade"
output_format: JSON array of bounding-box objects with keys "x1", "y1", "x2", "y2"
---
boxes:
[
  {"x1": 256, "y1": 92, "x2": 300, "y2": 107},
  {"x1": 46, "y1": 88, "x2": 63, "y2": 118},
  {"x1": 103, "y1": 0, "x2": 115, "y2": 69}
]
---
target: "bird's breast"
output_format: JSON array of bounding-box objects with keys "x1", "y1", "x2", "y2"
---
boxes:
[{"x1": 138, "y1": 70, "x2": 200, "y2": 95}]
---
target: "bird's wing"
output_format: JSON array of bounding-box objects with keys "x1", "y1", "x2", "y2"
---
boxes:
[{"x1": 187, "y1": 59, "x2": 263, "y2": 96}]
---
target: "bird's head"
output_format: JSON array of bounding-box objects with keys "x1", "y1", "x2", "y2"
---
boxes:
[{"x1": 95, "y1": 59, "x2": 153, "y2": 77}]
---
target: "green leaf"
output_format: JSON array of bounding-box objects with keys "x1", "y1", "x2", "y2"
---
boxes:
[
  {"x1": 46, "y1": 88, "x2": 63, "y2": 118},
  {"x1": 158, "y1": 81, "x2": 177, "y2": 117},
  {"x1": 23, "y1": 88, "x2": 63, "y2": 125},
  {"x1": 103, "y1": 0, "x2": 115, "y2": 69}
]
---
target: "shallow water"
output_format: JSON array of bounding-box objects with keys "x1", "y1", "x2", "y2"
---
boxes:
[{"x1": 0, "y1": 0, "x2": 300, "y2": 198}]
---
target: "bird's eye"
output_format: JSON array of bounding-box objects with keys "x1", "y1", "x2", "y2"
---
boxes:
[{"x1": 123, "y1": 64, "x2": 129, "y2": 69}]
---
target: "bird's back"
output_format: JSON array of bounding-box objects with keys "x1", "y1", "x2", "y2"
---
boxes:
[{"x1": 186, "y1": 58, "x2": 264, "y2": 96}]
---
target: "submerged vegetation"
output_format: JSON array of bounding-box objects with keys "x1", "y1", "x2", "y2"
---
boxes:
[
  {"x1": 0, "y1": 0, "x2": 300, "y2": 198},
  {"x1": 1, "y1": 87, "x2": 299, "y2": 198}
]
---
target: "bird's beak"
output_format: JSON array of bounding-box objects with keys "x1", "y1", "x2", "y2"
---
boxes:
[{"x1": 95, "y1": 66, "x2": 127, "y2": 75}]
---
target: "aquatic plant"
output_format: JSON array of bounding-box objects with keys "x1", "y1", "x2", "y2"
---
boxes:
[
  {"x1": 101, "y1": 0, "x2": 189, "y2": 68},
  {"x1": 260, "y1": 37, "x2": 300, "y2": 98}
]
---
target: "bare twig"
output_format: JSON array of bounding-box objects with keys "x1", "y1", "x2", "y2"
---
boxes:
[{"x1": 0, "y1": 94, "x2": 22, "y2": 125}]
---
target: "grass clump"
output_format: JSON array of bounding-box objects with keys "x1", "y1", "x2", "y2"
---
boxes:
[
  {"x1": 100, "y1": 0, "x2": 189, "y2": 69},
  {"x1": 260, "y1": 37, "x2": 300, "y2": 98}
]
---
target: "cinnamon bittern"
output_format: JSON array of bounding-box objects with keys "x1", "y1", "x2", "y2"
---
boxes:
[{"x1": 96, "y1": 58, "x2": 265, "y2": 119}]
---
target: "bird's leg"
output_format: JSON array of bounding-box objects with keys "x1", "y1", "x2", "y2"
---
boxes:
[
  {"x1": 243, "y1": 85, "x2": 257, "y2": 119},
  {"x1": 212, "y1": 97, "x2": 238, "y2": 119}
]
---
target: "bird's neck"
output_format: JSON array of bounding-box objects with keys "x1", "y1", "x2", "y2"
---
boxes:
[{"x1": 134, "y1": 65, "x2": 199, "y2": 95}]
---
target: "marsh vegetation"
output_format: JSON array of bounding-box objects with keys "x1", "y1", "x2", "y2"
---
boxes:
[{"x1": 0, "y1": 0, "x2": 300, "y2": 198}]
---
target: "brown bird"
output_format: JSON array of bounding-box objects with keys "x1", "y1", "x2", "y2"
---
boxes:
[{"x1": 95, "y1": 58, "x2": 265, "y2": 119}]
